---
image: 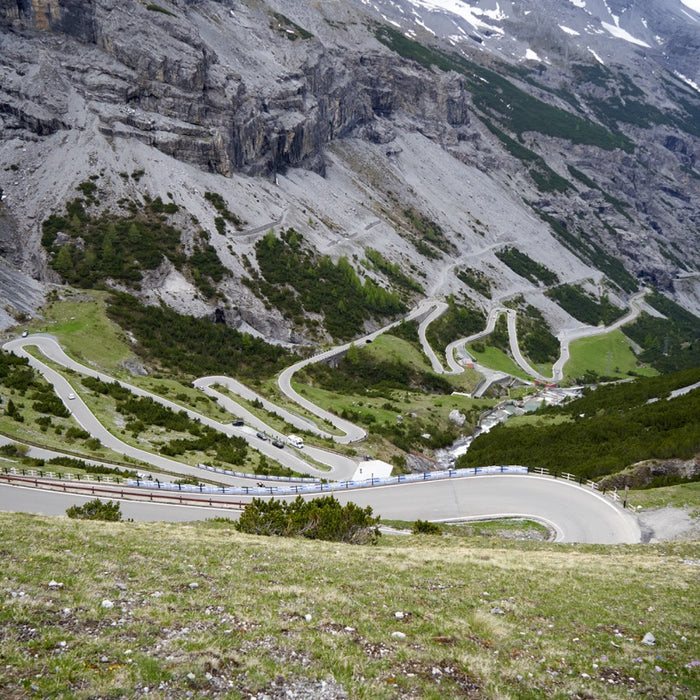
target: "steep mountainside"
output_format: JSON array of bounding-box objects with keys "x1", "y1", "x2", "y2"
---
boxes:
[{"x1": 0, "y1": 0, "x2": 698, "y2": 341}]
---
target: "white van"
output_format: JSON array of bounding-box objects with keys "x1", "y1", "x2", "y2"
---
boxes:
[{"x1": 286, "y1": 435, "x2": 304, "y2": 449}]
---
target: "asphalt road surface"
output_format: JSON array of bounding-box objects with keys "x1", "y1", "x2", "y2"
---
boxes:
[
  {"x1": 0, "y1": 474, "x2": 641, "y2": 543},
  {"x1": 1, "y1": 306, "x2": 644, "y2": 544}
]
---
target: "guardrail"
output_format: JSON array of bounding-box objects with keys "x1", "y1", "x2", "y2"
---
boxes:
[
  {"x1": 1, "y1": 463, "x2": 637, "y2": 510},
  {"x1": 0, "y1": 472, "x2": 246, "y2": 510},
  {"x1": 197, "y1": 464, "x2": 319, "y2": 484},
  {"x1": 1, "y1": 465, "x2": 130, "y2": 484}
]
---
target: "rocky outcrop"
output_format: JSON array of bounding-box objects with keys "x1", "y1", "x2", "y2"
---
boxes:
[
  {"x1": 0, "y1": 0, "x2": 472, "y2": 177},
  {"x1": 597, "y1": 458, "x2": 700, "y2": 490},
  {"x1": 0, "y1": 0, "x2": 697, "y2": 328},
  {"x1": 0, "y1": 0, "x2": 97, "y2": 42}
]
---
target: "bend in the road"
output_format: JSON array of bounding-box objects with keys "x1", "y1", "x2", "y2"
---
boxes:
[{"x1": 3, "y1": 337, "x2": 350, "y2": 481}]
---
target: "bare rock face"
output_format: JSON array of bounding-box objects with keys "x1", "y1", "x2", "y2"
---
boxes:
[
  {"x1": 0, "y1": 0, "x2": 698, "y2": 331},
  {"x1": 0, "y1": 0, "x2": 97, "y2": 42},
  {"x1": 0, "y1": 0, "x2": 471, "y2": 178},
  {"x1": 597, "y1": 458, "x2": 700, "y2": 490}
]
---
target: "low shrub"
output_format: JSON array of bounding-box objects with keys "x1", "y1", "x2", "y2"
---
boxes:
[
  {"x1": 412, "y1": 519, "x2": 442, "y2": 535},
  {"x1": 236, "y1": 496, "x2": 380, "y2": 544},
  {"x1": 66, "y1": 499, "x2": 122, "y2": 521}
]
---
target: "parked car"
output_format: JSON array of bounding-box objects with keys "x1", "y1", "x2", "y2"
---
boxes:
[
  {"x1": 232, "y1": 419, "x2": 244, "y2": 427},
  {"x1": 271, "y1": 439, "x2": 285, "y2": 449},
  {"x1": 21, "y1": 330, "x2": 28, "y2": 338},
  {"x1": 256, "y1": 432, "x2": 268, "y2": 441}
]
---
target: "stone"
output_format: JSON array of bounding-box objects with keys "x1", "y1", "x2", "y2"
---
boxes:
[
  {"x1": 448, "y1": 409, "x2": 466, "y2": 426},
  {"x1": 642, "y1": 632, "x2": 656, "y2": 646}
]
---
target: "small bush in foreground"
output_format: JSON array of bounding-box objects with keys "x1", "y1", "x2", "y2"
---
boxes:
[
  {"x1": 236, "y1": 496, "x2": 380, "y2": 544},
  {"x1": 66, "y1": 499, "x2": 122, "y2": 521},
  {"x1": 412, "y1": 519, "x2": 443, "y2": 535}
]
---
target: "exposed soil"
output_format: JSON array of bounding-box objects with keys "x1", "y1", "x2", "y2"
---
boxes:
[{"x1": 637, "y1": 506, "x2": 700, "y2": 543}]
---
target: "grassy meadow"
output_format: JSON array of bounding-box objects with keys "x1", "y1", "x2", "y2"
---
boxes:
[
  {"x1": 564, "y1": 330, "x2": 657, "y2": 383},
  {"x1": 0, "y1": 512, "x2": 698, "y2": 699}
]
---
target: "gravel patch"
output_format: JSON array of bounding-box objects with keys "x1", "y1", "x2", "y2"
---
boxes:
[{"x1": 637, "y1": 506, "x2": 700, "y2": 543}]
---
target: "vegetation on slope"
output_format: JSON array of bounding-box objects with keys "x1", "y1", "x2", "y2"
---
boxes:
[
  {"x1": 364, "y1": 248, "x2": 424, "y2": 295},
  {"x1": 456, "y1": 267, "x2": 492, "y2": 298},
  {"x1": 564, "y1": 330, "x2": 657, "y2": 384},
  {"x1": 246, "y1": 229, "x2": 405, "y2": 339},
  {"x1": 460, "y1": 369, "x2": 700, "y2": 479},
  {"x1": 402, "y1": 208, "x2": 457, "y2": 257},
  {"x1": 495, "y1": 246, "x2": 559, "y2": 286},
  {"x1": 41, "y1": 188, "x2": 227, "y2": 298},
  {"x1": 621, "y1": 291, "x2": 700, "y2": 373},
  {"x1": 106, "y1": 292, "x2": 296, "y2": 382},
  {"x1": 546, "y1": 283, "x2": 626, "y2": 326},
  {"x1": 534, "y1": 210, "x2": 638, "y2": 293},
  {"x1": 0, "y1": 512, "x2": 697, "y2": 698},
  {"x1": 298, "y1": 338, "x2": 453, "y2": 397},
  {"x1": 425, "y1": 297, "x2": 486, "y2": 358},
  {"x1": 512, "y1": 301, "x2": 559, "y2": 366}
]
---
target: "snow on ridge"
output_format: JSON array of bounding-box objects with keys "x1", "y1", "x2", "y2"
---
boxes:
[
  {"x1": 560, "y1": 25, "x2": 580, "y2": 36},
  {"x1": 680, "y1": 0, "x2": 700, "y2": 14},
  {"x1": 569, "y1": 0, "x2": 586, "y2": 7},
  {"x1": 675, "y1": 71, "x2": 700, "y2": 93},
  {"x1": 587, "y1": 47, "x2": 605, "y2": 64},
  {"x1": 601, "y1": 21, "x2": 651, "y2": 48},
  {"x1": 525, "y1": 48, "x2": 541, "y2": 61},
  {"x1": 403, "y1": 0, "x2": 506, "y2": 35}
]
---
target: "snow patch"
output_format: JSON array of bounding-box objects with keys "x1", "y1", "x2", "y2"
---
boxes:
[
  {"x1": 404, "y1": 0, "x2": 506, "y2": 35},
  {"x1": 568, "y1": 0, "x2": 586, "y2": 7},
  {"x1": 559, "y1": 25, "x2": 580, "y2": 36},
  {"x1": 601, "y1": 21, "x2": 651, "y2": 47},
  {"x1": 587, "y1": 47, "x2": 605, "y2": 64},
  {"x1": 674, "y1": 71, "x2": 700, "y2": 93},
  {"x1": 524, "y1": 48, "x2": 541, "y2": 61},
  {"x1": 680, "y1": 0, "x2": 700, "y2": 14}
]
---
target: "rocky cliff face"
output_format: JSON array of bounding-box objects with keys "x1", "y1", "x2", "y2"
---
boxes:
[
  {"x1": 0, "y1": 0, "x2": 472, "y2": 177},
  {"x1": 0, "y1": 0, "x2": 698, "y2": 335}
]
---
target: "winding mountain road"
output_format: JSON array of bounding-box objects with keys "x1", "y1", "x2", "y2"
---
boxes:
[
  {"x1": 0, "y1": 473, "x2": 641, "y2": 543},
  {"x1": 275, "y1": 298, "x2": 440, "y2": 443},
  {"x1": 427, "y1": 290, "x2": 651, "y2": 387},
  {"x1": 3, "y1": 336, "x2": 354, "y2": 480},
  {"x1": 0, "y1": 295, "x2": 646, "y2": 543}
]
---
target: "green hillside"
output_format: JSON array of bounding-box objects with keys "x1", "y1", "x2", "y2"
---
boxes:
[{"x1": 0, "y1": 512, "x2": 698, "y2": 699}]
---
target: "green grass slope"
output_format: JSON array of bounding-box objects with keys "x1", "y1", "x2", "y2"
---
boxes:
[{"x1": 0, "y1": 513, "x2": 697, "y2": 698}]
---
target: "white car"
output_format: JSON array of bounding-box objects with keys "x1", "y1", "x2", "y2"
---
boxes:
[
  {"x1": 21, "y1": 330, "x2": 28, "y2": 337},
  {"x1": 68, "y1": 393, "x2": 76, "y2": 400}
]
